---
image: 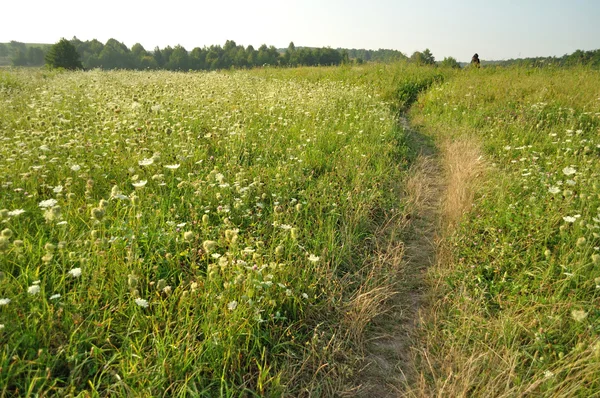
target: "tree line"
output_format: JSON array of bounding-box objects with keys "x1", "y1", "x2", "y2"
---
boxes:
[
  {"x1": 3, "y1": 38, "x2": 463, "y2": 70},
  {"x1": 491, "y1": 49, "x2": 600, "y2": 68},
  {"x1": 3, "y1": 38, "x2": 353, "y2": 70}
]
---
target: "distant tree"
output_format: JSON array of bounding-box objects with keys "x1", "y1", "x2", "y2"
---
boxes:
[
  {"x1": 45, "y1": 38, "x2": 83, "y2": 70},
  {"x1": 411, "y1": 49, "x2": 435, "y2": 65},
  {"x1": 11, "y1": 49, "x2": 28, "y2": 66},
  {"x1": 284, "y1": 42, "x2": 296, "y2": 66},
  {"x1": 153, "y1": 47, "x2": 165, "y2": 67},
  {"x1": 0, "y1": 43, "x2": 8, "y2": 57},
  {"x1": 439, "y1": 56, "x2": 461, "y2": 69},
  {"x1": 98, "y1": 38, "x2": 133, "y2": 69},
  {"x1": 422, "y1": 49, "x2": 435, "y2": 65},
  {"x1": 246, "y1": 45, "x2": 257, "y2": 66},
  {"x1": 234, "y1": 47, "x2": 248, "y2": 68},
  {"x1": 167, "y1": 45, "x2": 189, "y2": 70},
  {"x1": 190, "y1": 47, "x2": 207, "y2": 70},
  {"x1": 139, "y1": 55, "x2": 158, "y2": 69},
  {"x1": 27, "y1": 47, "x2": 46, "y2": 65},
  {"x1": 9, "y1": 41, "x2": 26, "y2": 56},
  {"x1": 160, "y1": 46, "x2": 174, "y2": 68},
  {"x1": 205, "y1": 45, "x2": 223, "y2": 70},
  {"x1": 410, "y1": 51, "x2": 425, "y2": 64}
]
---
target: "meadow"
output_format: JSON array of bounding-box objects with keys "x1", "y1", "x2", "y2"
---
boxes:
[
  {"x1": 0, "y1": 65, "x2": 439, "y2": 396},
  {"x1": 1, "y1": 63, "x2": 599, "y2": 397},
  {"x1": 410, "y1": 66, "x2": 600, "y2": 396}
]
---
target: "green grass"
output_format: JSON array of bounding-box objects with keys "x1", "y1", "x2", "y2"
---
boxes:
[
  {"x1": 0, "y1": 65, "x2": 436, "y2": 395},
  {"x1": 409, "y1": 66, "x2": 600, "y2": 396}
]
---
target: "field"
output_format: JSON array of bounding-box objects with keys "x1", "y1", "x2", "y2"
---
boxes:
[
  {"x1": 409, "y1": 67, "x2": 600, "y2": 396},
  {"x1": 1, "y1": 64, "x2": 600, "y2": 396}
]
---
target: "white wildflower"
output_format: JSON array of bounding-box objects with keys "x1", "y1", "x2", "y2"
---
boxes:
[
  {"x1": 548, "y1": 186, "x2": 560, "y2": 194},
  {"x1": 562, "y1": 166, "x2": 576, "y2": 176},
  {"x1": 0, "y1": 298, "x2": 11, "y2": 306},
  {"x1": 38, "y1": 199, "x2": 58, "y2": 208},
  {"x1": 138, "y1": 158, "x2": 154, "y2": 166},
  {"x1": 308, "y1": 254, "x2": 320, "y2": 262},
  {"x1": 135, "y1": 298, "x2": 149, "y2": 308},
  {"x1": 132, "y1": 180, "x2": 147, "y2": 188},
  {"x1": 227, "y1": 300, "x2": 238, "y2": 311},
  {"x1": 164, "y1": 164, "x2": 180, "y2": 170},
  {"x1": 68, "y1": 267, "x2": 82, "y2": 278},
  {"x1": 8, "y1": 209, "x2": 25, "y2": 217},
  {"x1": 70, "y1": 164, "x2": 81, "y2": 171},
  {"x1": 563, "y1": 216, "x2": 577, "y2": 223},
  {"x1": 49, "y1": 294, "x2": 61, "y2": 300},
  {"x1": 28, "y1": 285, "x2": 41, "y2": 295}
]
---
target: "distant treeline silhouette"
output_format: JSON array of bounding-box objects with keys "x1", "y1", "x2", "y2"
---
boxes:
[
  {"x1": 489, "y1": 49, "x2": 600, "y2": 68},
  {"x1": 2, "y1": 38, "x2": 413, "y2": 70}
]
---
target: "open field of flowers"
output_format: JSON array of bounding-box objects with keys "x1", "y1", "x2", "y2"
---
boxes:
[
  {"x1": 0, "y1": 66, "x2": 415, "y2": 395},
  {"x1": 411, "y1": 67, "x2": 600, "y2": 396}
]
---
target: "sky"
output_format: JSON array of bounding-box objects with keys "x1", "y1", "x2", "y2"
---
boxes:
[{"x1": 1, "y1": 0, "x2": 599, "y2": 62}]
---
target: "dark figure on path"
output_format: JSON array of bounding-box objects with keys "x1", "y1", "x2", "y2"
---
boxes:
[{"x1": 471, "y1": 53, "x2": 481, "y2": 68}]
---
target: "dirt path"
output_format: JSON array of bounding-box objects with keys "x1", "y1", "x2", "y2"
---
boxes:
[{"x1": 353, "y1": 116, "x2": 445, "y2": 397}]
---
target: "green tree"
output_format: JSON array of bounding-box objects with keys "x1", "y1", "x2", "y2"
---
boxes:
[
  {"x1": 167, "y1": 45, "x2": 190, "y2": 70},
  {"x1": 188, "y1": 47, "x2": 205, "y2": 70},
  {"x1": 45, "y1": 38, "x2": 83, "y2": 70},
  {"x1": 411, "y1": 49, "x2": 435, "y2": 65},
  {"x1": 11, "y1": 49, "x2": 28, "y2": 66},
  {"x1": 27, "y1": 47, "x2": 46, "y2": 65},
  {"x1": 410, "y1": 51, "x2": 425, "y2": 64},
  {"x1": 439, "y1": 56, "x2": 461, "y2": 69},
  {"x1": 422, "y1": 49, "x2": 435, "y2": 65},
  {"x1": 0, "y1": 43, "x2": 8, "y2": 57}
]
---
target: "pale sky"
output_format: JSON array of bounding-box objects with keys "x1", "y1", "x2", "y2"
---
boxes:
[{"x1": 2, "y1": 0, "x2": 598, "y2": 62}]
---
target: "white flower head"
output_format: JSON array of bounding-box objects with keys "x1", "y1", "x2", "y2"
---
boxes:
[
  {"x1": 28, "y1": 285, "x2": 41, "y2": 295},
  {"x1": 135, "y1": 298, "x2": 149, "y2": 308},
  {"x1": 562, "y1": 166, "x2": 576, "y2": 176},
  {"x1": 308, "y1": 254, "x2": 320, "y2": 263},
  {"x1": 548, "y1": 186, "x2": 560, "y2": 194},
  {"x1": 8, "y1": 209, "x2": 25, "y2": 217},
  {"x1": 138, "y1": 158, "x2": 154, "y2": 167},
  {"x1": 0, "y1": 298, "x2": 11, "y2": 306},
  {"x1": 164, "y1": 164, "x2": 180, "y2": 170},
  {"x1": 68, "y1": 267, "x2": 82, "y2": 278},
  {"x1": 52, "y1": 185, "x2": 63, "y2": 193},
  {"x1": 227, "y1": 300, "x2": 238, "y2": 311},
  {"x1": 563, "y1": 216, "x2": 577, "y2": 223},
  {"x1": 39, "y1": 199, "x2": 58, "y2": 208},
  {"x1": 70, "y1": 164, "x2": 81, "y2": 172},
  {"x1": 132, "y1": 180, "x2": 147, "y2": 188},
  {"x1": 49, "y1": 294, "x2": 61, "y2": 300}
]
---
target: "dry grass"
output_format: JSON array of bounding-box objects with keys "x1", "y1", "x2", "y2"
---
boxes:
[
  {"x1": 351, "y1": 118, "x2": 448, "y2": 397},
  {"x1": 406, "y1": 135, "x2": 600, "y2": 397},
  {"x1": 439, "y1": 137, "x2": 486, "y2": 229},
  {"x1": 405, "y1": 135, "x2": 492, "y2": 398}
]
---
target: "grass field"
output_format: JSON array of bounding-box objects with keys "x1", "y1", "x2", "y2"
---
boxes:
[
  {"x1": 409, "y1": 66, "x2": 600, "y2": 396},
  {"x1": 1, "y1": 64, "x2": 599, "y2": 396},
  {"x1": 0, "y1": 65, "x2": 429, "y2": 395}
]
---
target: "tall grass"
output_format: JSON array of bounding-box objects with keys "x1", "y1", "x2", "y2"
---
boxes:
[
  {"x1": 409, "y1": 66, "x2": 600, "y2": 396},
  {"x1": 0, "y1": 66, "x2": 421, "y2": 395}
]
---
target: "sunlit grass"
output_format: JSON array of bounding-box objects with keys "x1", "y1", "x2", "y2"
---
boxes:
[
  {"x1": 0, "y1": 65, "x2": 420, "y2": 395},
  {"x1": 410, "y1": 66, "x2": 600, "y2": 396}
]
